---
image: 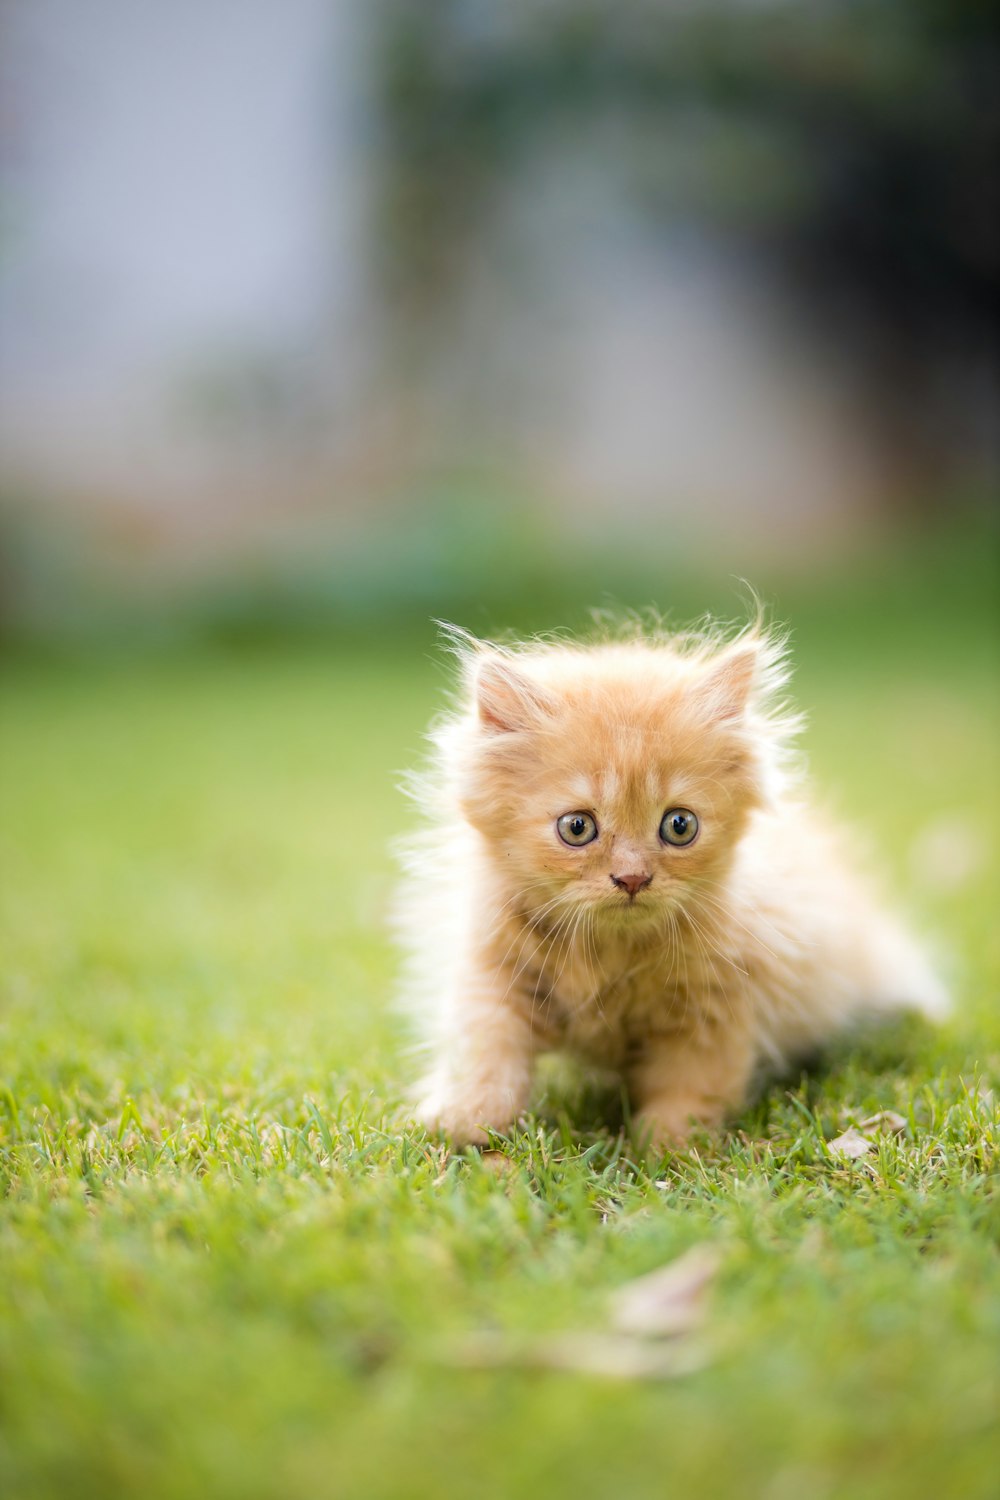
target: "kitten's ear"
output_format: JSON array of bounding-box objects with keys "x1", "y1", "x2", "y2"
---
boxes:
[
  {"x1": 695, "y1": 640, "x2": 759, "y2": 721},
  {"x1": 476, "y1": 657, "x2": 555, "y2": 733}
]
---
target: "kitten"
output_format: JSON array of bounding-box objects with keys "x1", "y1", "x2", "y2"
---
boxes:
[{"x1": 396, "y1": 622, "x2": 947, "y2": 1149}]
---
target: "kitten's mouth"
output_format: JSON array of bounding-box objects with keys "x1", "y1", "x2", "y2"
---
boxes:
[{"x1": 605, "y1": 891, "x2": 657, "y2": 919}]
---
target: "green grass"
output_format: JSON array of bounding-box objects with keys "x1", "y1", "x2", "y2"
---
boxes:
[{"x1": 1, "y1": 566, "x2": 998, "y2": 1500}]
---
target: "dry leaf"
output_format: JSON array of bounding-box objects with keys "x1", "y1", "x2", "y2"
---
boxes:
[
  {"x1": 827, "y1": 1127, "x2": 874, "y2": 1159},
  {"x1": 431, "y1": 1244, "x2": 721, "y2": 1383},
  {"x1": 610, "y1": 1244, "x2": 721, "y2": 1339},
  {"x1": 858, "y1": 1110, "x2": 907, "y2": 1135},
  {"x1": 435, "y1": 1331, "x2": 709, "y2": 1380}
]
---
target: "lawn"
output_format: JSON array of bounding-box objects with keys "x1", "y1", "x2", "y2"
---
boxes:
[{"x1": 1, "y1": 538, "x2": 998, "y2": 1500}]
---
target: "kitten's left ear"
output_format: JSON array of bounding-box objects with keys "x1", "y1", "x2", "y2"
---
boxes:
[{"x1": 695, "y1": 640, "x2": 759, "y2": 721}]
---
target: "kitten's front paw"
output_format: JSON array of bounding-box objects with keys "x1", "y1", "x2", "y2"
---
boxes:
[
  {"x1": 414, "y1": 1086, "x2": 519, "y2": 1148},
  {"x1": 633, "y1": 1097, "x2": 725, "y2": 1154}
]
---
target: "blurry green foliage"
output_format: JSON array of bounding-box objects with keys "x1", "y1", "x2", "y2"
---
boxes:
[{"x1": 1, "y1": 487, "x2": 996, "y2": 667}]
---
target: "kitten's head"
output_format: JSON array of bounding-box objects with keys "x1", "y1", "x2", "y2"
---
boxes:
[{"x1": 443, "y1": 626, "x2": 800, "y2": 930}]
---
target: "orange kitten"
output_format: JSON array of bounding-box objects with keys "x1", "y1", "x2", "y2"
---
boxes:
[{"x1": 397, "y1": 622, "x2": 947, "y2": 1148}]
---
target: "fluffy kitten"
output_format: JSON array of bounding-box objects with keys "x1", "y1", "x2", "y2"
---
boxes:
[{"x1": 397, "y1": 622, "x2": 946, "y2": 1148}]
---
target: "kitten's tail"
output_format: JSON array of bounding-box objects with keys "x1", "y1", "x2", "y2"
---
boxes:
[{"x1": 868, "y1": 916, "x2": 951, "y2": 1022}]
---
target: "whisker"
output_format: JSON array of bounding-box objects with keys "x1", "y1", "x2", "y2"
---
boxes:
[
  {"x1": 693, "y1": 888, "x2": 789, "y2": 965},
  {"x1": 683, "y1": 906, "x2": 749, "y2": 980},
  {"x1": 682, "y1": 909, "x2": 742, "y2": 1027},
  {"x1": 697, "y1": 881, "x2": 808, "y2": 953}
]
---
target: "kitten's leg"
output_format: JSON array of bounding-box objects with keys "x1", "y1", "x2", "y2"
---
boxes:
[
  {"x1": 629, "y1": 1019, "x2": 756, "y2": 1150},
  {"x1": 415, "y1": 975, "x2": 536, "y2": 1147}
]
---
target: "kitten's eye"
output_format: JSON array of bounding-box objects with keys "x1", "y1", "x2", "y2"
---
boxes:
[
  {"x1": 556, "y1": 812, "x2": 598, "y2": 847},
  {"x1": 659, "y1": 808, "x2": 699, "y2": 847}
]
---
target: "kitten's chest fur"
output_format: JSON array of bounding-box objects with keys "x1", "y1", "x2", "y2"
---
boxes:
[{"x1": 501, "y1": 909, "x2": 735, "y2": 1067}]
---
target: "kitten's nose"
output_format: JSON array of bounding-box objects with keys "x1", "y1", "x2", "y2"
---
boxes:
[{"x1": 611, "y1": 872, "x2": 652, "y2": 899}]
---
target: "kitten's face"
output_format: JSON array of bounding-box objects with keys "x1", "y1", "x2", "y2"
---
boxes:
[{"x1": 459, "y1": 646, "x2": 765, "y2": 930}]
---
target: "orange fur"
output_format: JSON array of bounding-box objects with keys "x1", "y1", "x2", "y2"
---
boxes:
[{"x1": 396, "y1": 621, "x2": 947, "y2": 1148}]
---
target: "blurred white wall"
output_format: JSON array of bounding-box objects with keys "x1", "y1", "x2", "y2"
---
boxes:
[{"x1": 0, "y1": 0, "x2": 369, "y2": 529}]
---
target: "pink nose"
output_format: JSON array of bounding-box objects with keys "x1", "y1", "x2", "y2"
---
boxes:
[{"x1": 611, "y1": 872, "x2": 652, "y2": 898}]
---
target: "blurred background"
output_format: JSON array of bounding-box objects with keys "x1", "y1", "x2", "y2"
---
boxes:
[
  {"x1": 1, "y1": 0, "x2": 997, "y2": 646},
  {"x1": 1, "y1": 18, "x2": 998, "y2": 1493}
]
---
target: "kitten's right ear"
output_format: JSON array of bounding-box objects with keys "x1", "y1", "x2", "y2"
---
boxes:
[
  {"x1": 476, "y1": 657, "x2": 555, "y2": 734},
  {"x1": 695, "y1": 640, "x2": 759, "y2": 721}
]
